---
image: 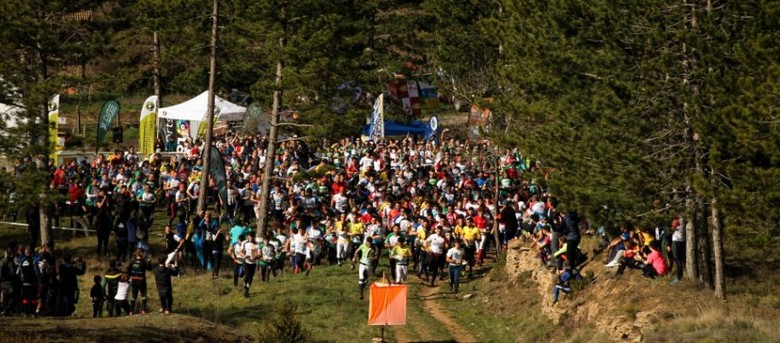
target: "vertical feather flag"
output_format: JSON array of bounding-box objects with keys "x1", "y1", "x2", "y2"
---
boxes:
[
  {"x1": 369, "y1": 94, "x2": 385, "y2": 141},
  {"x1": 48, "y1": 95, "x2": 60, "y2": 160},
  {"x1": 96, "y1": 99, "x2": 120, "y2": 153},
  {"x1": 139, "y1": 96, "x2": 158, "y2": 155},
  {"x1": 208, "y1": 145, "x2": 228, "y2": 208}
]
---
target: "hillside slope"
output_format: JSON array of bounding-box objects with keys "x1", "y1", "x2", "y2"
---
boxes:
[{"x1": 505, "y1": 239, "x2": 780, "y2": 342}]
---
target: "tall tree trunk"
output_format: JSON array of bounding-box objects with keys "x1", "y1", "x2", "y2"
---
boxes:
[
  {"x1": 197, "y1": 0, "x2": 219, "y2": 213},
  {"x1": 492, "y1": 156, "x2": 501, "y2": 259},
  {"x1": 39, "y1": 205, "x2": 51, "y2": 249},
  {"x1": 36, "y1": 41, "x2": 53, "y2": 248},
  {"x1": 695, "y1": 195, "x2": 712, "y2": 288},
  {"x1": 684, "y1": 189, "x2": 698, "y2": 280},
  {"x1": 258, "y1": 36, "x2": 285, "y2": 237},
  {"x1": 711, "y1": 197, "x2": 725, "y2": 298}
]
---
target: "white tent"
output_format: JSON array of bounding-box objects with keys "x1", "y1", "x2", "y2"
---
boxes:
[{"x1": 157, "y1": 91, "x2": 246, "y2": 140}]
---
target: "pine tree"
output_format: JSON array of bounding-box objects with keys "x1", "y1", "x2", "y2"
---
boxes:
[{"x1": 0, "y1": 0, "x2": 119, "y2": 247}]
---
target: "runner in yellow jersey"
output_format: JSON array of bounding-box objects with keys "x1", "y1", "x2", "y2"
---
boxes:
[
  {"x1": 347, "y1": 219, "x2": 365, "y2": 270},
  {"x1": 391, "y1": 237, "x2": 413, "y2": 284},
  {"x1": 415, "y1": 219, "x2": 429, "y2": 278},
  {"x1": 462, "y1": 217, "x2": 481, "y2": 278}
]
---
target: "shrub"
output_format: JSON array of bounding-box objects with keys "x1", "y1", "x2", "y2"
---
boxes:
[{"x1": 257, "y1": 299, "x2": 309, "y2": 343}]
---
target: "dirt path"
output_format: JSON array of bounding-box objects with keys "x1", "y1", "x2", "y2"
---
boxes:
[
  {"x1": 391, "y1": 283, "x2": 437, "y2": 343},
  {"x1": 419, "y1": 285, "x2": 479, "y2": 343}
]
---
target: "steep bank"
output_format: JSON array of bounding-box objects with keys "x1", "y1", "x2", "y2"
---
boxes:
[{"x1": 506, "y1": 240, "x2": 679, "y2": 342}]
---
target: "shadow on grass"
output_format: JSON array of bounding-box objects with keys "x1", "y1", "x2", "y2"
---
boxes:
[
  {"x1": 0, "y1": 316, "x2": 250, "y2": 343},
  {"x1": 180, "y1": 302, "x2": 271, "y2": 328}
]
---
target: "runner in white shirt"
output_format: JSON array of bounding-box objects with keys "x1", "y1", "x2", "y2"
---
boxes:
[
  {"x1": 240, "y1": 232, "x2": 258, "y2": 298},
  {"x1": 446, "y1": 239, "x2": 465, "y2": 295},
  {"x1": 425, "y1": 226, "x2": 447, "y2": 287},
  {"x1": 229, "y1": 236, "x2": 245, "y2": 288},
  {"x1": 359, "y1": 152, "x2": 374, "y2": 171},
  {"x1": 331, "y1": 191, "x2": 349, "y2": 214},
  {"x1": 292, "y1": 228, "x2": 313, "y2": 276}
]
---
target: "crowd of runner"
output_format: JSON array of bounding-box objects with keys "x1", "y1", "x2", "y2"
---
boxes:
[{"x1": 0, "y1": 128, "x2": 681, "y2": 317}]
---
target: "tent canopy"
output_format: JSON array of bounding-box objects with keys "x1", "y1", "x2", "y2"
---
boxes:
[
  {"x1": 158, "y1": 91, "x2": 246, "y2": 122},
  {"x1": 362, "y1": 119, "x2": 427, "y2": 137}
]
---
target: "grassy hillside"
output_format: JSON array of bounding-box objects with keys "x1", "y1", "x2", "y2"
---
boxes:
[
  {"x1": 0, "y1": 223, "x2": 452, "y2": 342},
  {"x1": 2, "y1": 218, "x2": 777, "y2": 342}
]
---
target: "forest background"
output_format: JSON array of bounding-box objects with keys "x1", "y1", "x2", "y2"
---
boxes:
[{"x1": 0, "y1": 0, "x2": 778, "y2": 314}]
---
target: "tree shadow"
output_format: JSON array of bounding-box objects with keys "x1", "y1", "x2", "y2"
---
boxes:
[{"x1": 181, "y1": 303, "x2": 271, "y2": 328}]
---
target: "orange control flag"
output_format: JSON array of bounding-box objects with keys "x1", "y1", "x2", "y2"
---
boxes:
[{"x1": 368, "y1": 282, "x2": 408, "y2": 326}]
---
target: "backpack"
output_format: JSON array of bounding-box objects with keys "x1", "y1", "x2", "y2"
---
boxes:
[{"x1": 18, "y1": 256, "x2": 36, "y2": 284}]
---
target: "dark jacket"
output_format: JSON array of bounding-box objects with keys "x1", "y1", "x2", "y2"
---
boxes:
[
  {"x1": 564, "y1": 212, "x2": 581, "y2": 241},
  {"x1": 17, "y1": 255, "x2": 37, "y2": 286},
  {"x1": 127, "y1": 257, "x2": 152, "y2": 279},
  {"x1": 59, "y1": 261, "x2": 87, "y2": 295},
  {"x1": 0, "y1": 253, "x2": 16, "y2": 283},
  {"x1": 501, "y1": 206, "x2": 519, "y2": 232},
  {"x1": 90, "y1": 284, "x2": 105, "y2": 302},
  {"x1": 153, "y1": 265, "x2": 179, "y2": 291}
]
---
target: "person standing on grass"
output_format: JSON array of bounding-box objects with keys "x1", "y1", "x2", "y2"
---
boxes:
[
  {"x1": 240, "y1": 232, "x2": 259, "y2": 298},
  {"x1": 446, "y1": 239, "x2": 465, "y2": 295},
  {"x1": 384, "y1": 224, "x2": 402, "y2": 280},
  {"x1": 353, "y1": 236, "x2": 375, "y2": 300},
  {"x1": 113, "y1": 273, "x2": 131, "y2": 316},
  {"x1": 199, "y1": 211, "x2": 219, "y2": 272},
  {"x1": 94, "y1": 188, "x2": 113, "y2": 257},
  {"x1": 90, "y1": 275, "x2": 104, "y2": 318},
  {"x1": 669, "y1": 217, "x2": 685, "y2": 285},
  {"x1": 127, "y1": 248, "x2": 152, "y2": 315},
  {"x1": 424, "y1": 226, "x2": 447, "y2": 287},
  {"x1": 17, "y1": 247, "x2": 37, "y2": 316},
  {"x1": 258, "y1": 234, "x2": 276, "y2": 282},
  {"x1": 272, "y1": 230, "x2": 287, "y2": 277},
  {"x1": 473, "y1": 207, "x2": 489, "y2": 267},
  {"x1": 103, "y1": 260, "x2": 121, "y2": 317},
  {"x1": 0, "y1": 242, "x2": 19, "y2": 316},
  {"x1": 153, "y1": 255, "x2": 179, "y2": 314},
  {"x1": 391, "y1": 236, "x2": 412, "y2": 284},
  {"x1": 292, "y1": 228, "x2": 313, "y2": 277},
  {"x1": 58, "y1": 254, "x2": 86, "y2": 316},
  {"x1": 367, "y1": 216, "x2": 385, "y2": 276},
  {"x1": 210, "y1": 224, "x2": 226, "y2": 280},
  {"x1": 137, "y1": 183, "x2": 157, "y2": 231},
  {"x1": 461, "y1": 217, "x2": 481, "y2": 279},
  {"x1": 34, "y1": 245, "x2": 55, "y2": 316},
  {"x1": 163, "y1": 225, "x2": 178, "y2": 267},
  {"x1": 114, "y1": 213, "x2": 130, "y2": 264},
  {"x1": 127, "y1": 210, "x2": 139, "y2": 264},
  {"x1": 229, "y1": 234, "x2": 246, "y2": 288}
]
